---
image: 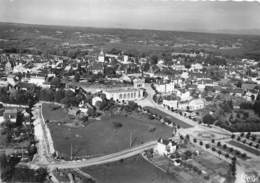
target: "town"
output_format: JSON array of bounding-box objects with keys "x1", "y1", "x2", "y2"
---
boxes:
[{"x1": 0, "y1": 20, "x2": 260, "y2": 183}]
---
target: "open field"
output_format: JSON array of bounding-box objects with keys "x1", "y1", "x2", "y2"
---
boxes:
[
  {"x1": 44, "y1": 104, "x2": 172, "y2": 159},
  {"x1": 42, "y1": 103, "x2": 70, "y2": 122},
  {"x1": 144, "y1": 106, "x2": 193, "y2": 128},
  {"x1": 82, "y1": 155, "x2": 181, "y2": 183},
  {"x1": 228, "y1": 140, "x2": 260, "y2": 156}
]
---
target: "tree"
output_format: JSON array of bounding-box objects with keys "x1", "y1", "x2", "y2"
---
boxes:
[
  {"x1": 202, "y1": 114, "x2": 215, "y2": 125},
  {"x1": 16, "y1": 111, "x2": 24, "y2": 126},
  {"x1": 74, "y1": 72, "x2": 80, "y2": 82},
  {"x1": 230, "y1": 157, "x2": 236, "y2": 177},
  {"x1": 150, "y1": 55, "x2": 158, "y2": 65}
]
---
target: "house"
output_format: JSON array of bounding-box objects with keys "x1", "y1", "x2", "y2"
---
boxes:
[
  {"x1": 155, "y1": 138, "x2": 177, "y2": 156},
  {"x1": 133, "y1": 78, "x2": 145, "y2": 88},
  {"x1": 4, "y1": 108, "x2": 17, "y2": 123},
  {"x1": 5, "y1": 60, "x2": 12, "y2": 75},
  {"x1": 154, "y1": 81, "x2": 175, "y2": 93},
  {"x1": 188, "y1": 99, "x2": 205, "y2": 111},
  {"x1": 190, "y1": 63, "x2": 203, "y2": 71},
  {"x1": 28, "y1": 76, "x2": 45, "y2": 86},
  {"x1": 89, "y1": 62, "x2": 104, "y2": 74},
  {"x1": 163, "y1": 100, "x2": 178, "y2": 110}
]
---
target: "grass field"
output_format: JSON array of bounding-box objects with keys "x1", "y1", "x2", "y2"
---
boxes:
[
  {"x1": 228, "y1": 140, "x2": 260, "y2": 156},
  {"x1": 144, "y1": 107, "x2": 193, "y2": 128},
  {"x1": 82, "y1": 155, "x2": 182, "y2": 183},
  {"x1": 42, "y1": 103, "x2": 70, "y2": 122},
  {"x1": 44, "y1": 104, "x2": 172, "y2": 159}
]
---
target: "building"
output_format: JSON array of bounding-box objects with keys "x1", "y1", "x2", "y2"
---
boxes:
[
  {"x1": 133, "y1": 78, "x2": 145, "y2": 88},
  {"x1": 154, "y1": 81, "x2": 175, "y2": 93},
  {"x1": 155, "y1": 138, "x2": 177, "y2": 156},
  {"x1": 188, "y1": 99, "x2": 205, "y2": 111},
  {"x1": 103, "y1": 87, "x2": 144, "y2": 102},
  {"x1": 89, "y1": 62, "x2": 104, "y2": 74},
  {"x1": 190, "y1": 63, "x2": 203, "y2": 71},
  {"x1": 163, "y1": 100, "x2": 178, "y2": 110},
  {"x1": 98, "y1": 50, "x2": 105, "y2": 62},
  {"x1": 4, "y1": 108, "x2": 17, "y2": 123},
  {"x1": 13, "y1": 63, "x2": 28, "y2": 74},
  {"x1": 5, "y1": 61, "x2": 12, "y2": 75}
]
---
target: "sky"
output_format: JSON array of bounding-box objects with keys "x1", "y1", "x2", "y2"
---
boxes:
[{"x1": 0, "y1": 0, "x2": 260, "y2": 32}]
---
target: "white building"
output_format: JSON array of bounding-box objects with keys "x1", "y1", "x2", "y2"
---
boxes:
[
  {"x1": 92, "y1": 96, "x2": 103, "y2": 106},
  {"x1": 103, "y1": 87, "x2": 144, "y2": 102},
  {"x1": 188, "y1": 99, "x2": 205, "y2": 111},
  {"x1": 13, "y1": 63, "x2": 29, "y2": 74},
  {"x1": 163, "y1": 100, "x2": 178, "y2": 110},
  {"x1": 133, "y1": 78, "x2": 145, "y2": 88},
  {"x1": 154, "y1": 82, "x2": 175, "y2": 93},
  {"x1": 190, "y1": 63, "x2": 203, "y2": 71},
  {"x1": 155, "y1": 138, "x2": 177, "y2": 156},
  {"x1": 98, "y1": 50, "x2": 105, "y2": 62}
]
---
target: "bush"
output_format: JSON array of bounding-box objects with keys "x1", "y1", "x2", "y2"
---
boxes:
[
  {"x1": 113, "y1": 122, "x2": 123, "y2": 129},
  {"x1": 225, "y1": 153, "x2": 229, "y2": 158},
  {"x1": 199, "y1": 141, "x2": 203, "y2": 146}
]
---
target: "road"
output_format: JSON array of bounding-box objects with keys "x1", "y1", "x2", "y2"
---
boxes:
[
  {"x1": 138, "y1": 84, "x2": 260, "y2": 183},
  {"x1": 47, "y1": 141, "x2": 157, "y2": 169}
]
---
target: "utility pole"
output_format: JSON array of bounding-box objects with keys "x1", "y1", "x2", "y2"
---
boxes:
[
  {"x1": 129, "y1": 131, "x2": 132, "y2": 148},
  {"x1": 70, "y1": 143, "x2": 72, "y2": 160}
]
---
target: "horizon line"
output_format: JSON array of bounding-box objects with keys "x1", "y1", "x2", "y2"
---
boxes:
[{"x1": 0, "y1": 20, "x2": 260, "y2": 37}]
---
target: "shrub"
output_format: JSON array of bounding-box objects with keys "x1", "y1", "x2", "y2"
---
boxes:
[
  {"x1": 199, "y1": 141, "x2": 203, "y2": 146},
  {"x1": 211, "y1": 139, "x2": 215, "y2": 143},
  {"x1": 113, "y1": 122, "x2": 123, "y2": 129},
  {"x1": 241, "y1": 153, "x2": 247, "y2": 158},
  {"x1": 193, "y1": 138, "x2": 197, "y2": 143},
  {"x1": 205, "y1": 144, "x2": 210, "y2": 149}
]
